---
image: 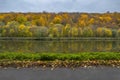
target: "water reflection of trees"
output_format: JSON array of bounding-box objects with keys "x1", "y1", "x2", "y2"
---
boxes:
[{"x1": 0, "y1": 40, "x2": 119, "y2": 53}]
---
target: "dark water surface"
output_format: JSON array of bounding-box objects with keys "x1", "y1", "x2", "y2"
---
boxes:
[
  {"x1": 0, "y1": 40, "x2": 120, "y2": 53},
  {"x1": 0, "y1": 67, "x2": 120, "y2": 80}
]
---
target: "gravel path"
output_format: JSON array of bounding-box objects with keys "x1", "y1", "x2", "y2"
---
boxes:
[{"x1": 0, "y1": 67, "x2": 120, "y2": 80}]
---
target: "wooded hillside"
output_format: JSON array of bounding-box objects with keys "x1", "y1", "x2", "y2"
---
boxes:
[{"x1": 0, "y1": 12, "x2": 120, "y2": 37}]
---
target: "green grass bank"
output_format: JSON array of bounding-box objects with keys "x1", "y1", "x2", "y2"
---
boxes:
[
  {"x1": 0, "y1": 52, "x2": 120, "y2": 68},
  {"x1": 0, "y1": 52, "x2": 120, "y2": 61}
]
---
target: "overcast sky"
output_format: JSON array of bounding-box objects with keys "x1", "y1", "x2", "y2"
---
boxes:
[{"x1": 0, "y1": 0, "x2": 120, "y2": 13}]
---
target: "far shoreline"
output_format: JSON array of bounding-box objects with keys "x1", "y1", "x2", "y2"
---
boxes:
[{"x1": 0, "y1": 37, "x2": 120, "y2": 40}]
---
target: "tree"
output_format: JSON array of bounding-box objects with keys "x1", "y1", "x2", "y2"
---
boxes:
[
  {"x1": 62, "y1": 24, "x2": 71, "y2": 37},
  {"x1": 1, "y1": 21, "x2": 19, "y2": 36},
  {"x1": 52, "y1": 16, "x2": 62, "y2": 24},
  {"x1": 70, "y1": 27, "x2": 79, "y2": 37},
  {"x1": 112, "y1": 29, "x2": 117, "y2": 37},
  {"x1": 18, "y1": 24, "x2": 32, "y2": 37},
  {"x1": 48, "y1": 26, "x2": 58, "y2": 37},
  {"x1": 16, "y1": 15, "x2": 27, "y2": 24},
  {"x1": 33, "y1": 27, "x2": 48, "y2": 37},
  {"x1": 88, "y1": 18, "x2": 95, "y2": 25},
  {"x1": 78, "y1": 14, "x2": 89, "y2": 27},
  {"x1": 117, "y1": 29, "x2": 120, "y2": 37},
  {"x1": 48, "y1": 24, "x2": 63, "y2": 37},
  {"x1": 78, "y1": 27, "x2": 83, "y2": 37},
  {"x1": 0, "y1": 21, "x2": 5, "y2": 27},
  {"x1": 83, "y1": 27, "x2": 94, "y2": 37},
  {"x1": 96, "y1": 27, "x2": 104, "y2": 37},
  {"x1": 103, "y1": 28, "x2": 112, "y2": 37}
]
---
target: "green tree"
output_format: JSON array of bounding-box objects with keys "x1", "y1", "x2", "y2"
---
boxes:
[
  {"x1": 62, "y1": 24, "x2": 71, "y2": 37},
  {"x1": 83, "y1": 27, "x2": 93, "y2": 37},
  {"x1": 48, "y1": 24, "x2": 63, "y2": 37},
  {"x1": 1, "y1": 21, "x2": 19, "y2": 37},
  {"x1": 17, "y1": 15, "x2": 27, "y2": 24},
  {"x1": 103, "y1": 28, "x2": 112, "y2": 37},
  {"x1": 117, "y1": 29, "x2": 120, "y2": 37},
  {"x1": 33, "y1": 27, "x2": 48, "y2": 37},
  {"x1": 70, "y1": 27, "x2": 79, "y2": 37}
]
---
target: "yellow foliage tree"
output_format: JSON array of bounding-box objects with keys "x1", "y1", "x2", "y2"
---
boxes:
[
  {"x1": 96, "y1": 27, "x2": 104, "y2": 37},
  {"x1": 104, "y1": 28, "x2": 112, "y2": 37},
  {"x1": 19, "y1": 24, "x2": 25, "y2": 31},
  {"x1": 52, "y1": 16, "x2": 62, "y2": 24}
]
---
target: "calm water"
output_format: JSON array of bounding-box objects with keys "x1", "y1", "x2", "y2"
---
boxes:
[{"x1": 0, "y1": 40, "x2": 120, "y2": 53}]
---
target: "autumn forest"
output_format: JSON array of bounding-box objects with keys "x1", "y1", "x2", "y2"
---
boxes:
[{"x1": 0, "y1": 12, "x2": 120, "y2": 37}]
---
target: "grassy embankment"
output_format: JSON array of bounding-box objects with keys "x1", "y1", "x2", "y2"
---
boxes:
[{"x1": 0, "y1": 52, "x2": 120, "y2": 68}]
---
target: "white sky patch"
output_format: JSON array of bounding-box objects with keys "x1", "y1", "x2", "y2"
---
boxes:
[
  {"x1": 23, "y1": 0, "x2": 67, "y2": 4},
  {"x1": 0, "y1": 0, "x2": 119, "y2": 12}
]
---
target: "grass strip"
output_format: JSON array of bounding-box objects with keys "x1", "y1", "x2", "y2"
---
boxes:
[{"x1": 0, "y1": 52, "x2": 120, "y2": 61}]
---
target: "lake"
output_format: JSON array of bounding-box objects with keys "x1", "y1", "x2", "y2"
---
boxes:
[{"x1": 0, "y1": 40, "x2": 120, "y2": 53}]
